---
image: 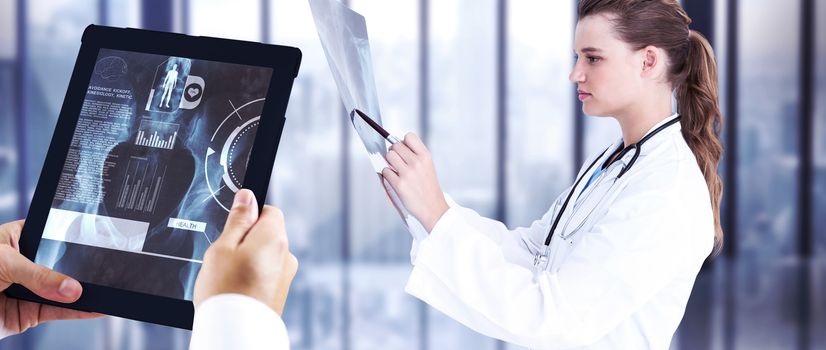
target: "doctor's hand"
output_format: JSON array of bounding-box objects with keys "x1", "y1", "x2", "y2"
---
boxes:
[
  {"x1": 382, "y1": 132, "x2": 449, "y2": 233},
  {"x1": 194, "y1": 189, "x2": 298, "y2": 315},
  {"x1": 0, "y1": 220, "x2": 102, "y2": 339}
]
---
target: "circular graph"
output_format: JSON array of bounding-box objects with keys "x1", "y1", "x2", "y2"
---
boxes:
[{"x1": 204, "y1": 98, "x2": 264, "y2": 212}]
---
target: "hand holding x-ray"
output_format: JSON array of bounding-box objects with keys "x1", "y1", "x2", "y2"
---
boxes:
[{"x1": 308, "y1": 0, "x2": 428, "y2": 240}]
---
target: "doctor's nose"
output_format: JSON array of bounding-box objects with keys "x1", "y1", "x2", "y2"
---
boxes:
[{"x1": 569, "y1": 64, "x2": 585, "y2": 83}]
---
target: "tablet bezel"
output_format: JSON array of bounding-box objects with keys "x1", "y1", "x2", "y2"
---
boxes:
[{"x1": 3, "y1": 24, "x2": 301, "y2": 330}]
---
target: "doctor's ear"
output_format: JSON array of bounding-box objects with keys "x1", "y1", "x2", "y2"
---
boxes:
[
  {"x1": 640, "y1": 45, "x2": 667, "y2": 81},
  {"x1": 641, "y1": 46, "x2": 659, "y2": 73}
]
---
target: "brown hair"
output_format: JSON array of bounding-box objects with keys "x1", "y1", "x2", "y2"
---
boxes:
[{"x1": 578, "y1": 0, "x2": 724, "y2": 256}]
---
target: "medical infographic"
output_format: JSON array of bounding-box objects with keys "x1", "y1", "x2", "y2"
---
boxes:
[{"x1": 34, "y1": 48, "x2": 273, "y2": 300}]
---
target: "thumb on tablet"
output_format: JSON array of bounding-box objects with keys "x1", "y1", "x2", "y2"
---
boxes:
[
  {"x1": 218, "y1": 189, "x2": 259, "y2": 246},
  {"x1": 0, "y1": 248, "x2": 82, "y2": 303}
]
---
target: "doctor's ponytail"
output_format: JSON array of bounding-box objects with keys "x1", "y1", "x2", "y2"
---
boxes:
[
  {"x1": 578, "y1": 0, "x2": 724, "y2": 256},
  {"x1": 675, "y1": 30, "x2": 724, "y2": 257}
]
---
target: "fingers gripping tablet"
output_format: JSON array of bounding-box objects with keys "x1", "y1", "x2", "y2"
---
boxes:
[{"x1": 4, "y1": 25, "x2": 301, "y2": 329}]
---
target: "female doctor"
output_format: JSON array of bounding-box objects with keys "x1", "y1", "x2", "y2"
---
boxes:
[{"x1": 381, "y1": 0, "x2": 724, "y2": 349}]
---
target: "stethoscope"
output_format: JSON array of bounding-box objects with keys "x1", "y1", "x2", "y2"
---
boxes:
[{"x1": 533, "y1": 115, "x2": 682, "y2": 271}]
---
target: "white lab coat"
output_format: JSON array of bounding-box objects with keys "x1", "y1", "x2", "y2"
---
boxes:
[
  {"x1": 405, "y1": 114, "x2": 714, "y2": 349},
  {"x1": 189, "y1": 294, "x2": 290, "y2": 350}
]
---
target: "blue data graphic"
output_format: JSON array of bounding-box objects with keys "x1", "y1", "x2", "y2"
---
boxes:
[
  {"x1": 135, "y1": 119, "x2": 179, "y2": 150},
  {"x1": 35, "y1": 49, "x2": 273, "y2": 300},
  {"x1": 204, "y1": 98, "x2": 262, "y2": 212}
]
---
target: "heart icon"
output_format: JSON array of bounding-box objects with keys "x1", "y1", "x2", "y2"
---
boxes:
[{"x1": 187, "y1": 87, "x2": 200, "y2": 98}]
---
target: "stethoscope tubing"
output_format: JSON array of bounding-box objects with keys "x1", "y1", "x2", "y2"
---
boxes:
[{"x1": 542, "y1": 116, "x2": 682, "y2": 247}]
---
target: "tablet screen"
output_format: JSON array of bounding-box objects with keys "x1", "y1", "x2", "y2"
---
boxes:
[{"x1": 34, "y1": 48, "x2": 273, "y2": 301}]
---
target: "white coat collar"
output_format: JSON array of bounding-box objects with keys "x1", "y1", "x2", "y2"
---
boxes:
[
  {"x1": 640, "y1": 112, "x2": 682, "y2": 142},
  {"x1": 606, "y1": 112, "x2": 682, "y2": 164},
  {"x1": 570, "y1": 112, "x2": 682, "y2": 210}
]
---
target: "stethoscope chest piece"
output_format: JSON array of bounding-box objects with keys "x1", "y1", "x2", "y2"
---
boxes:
[{"x1": 533, "y1": 245, "x2": 552, "y2": 271}]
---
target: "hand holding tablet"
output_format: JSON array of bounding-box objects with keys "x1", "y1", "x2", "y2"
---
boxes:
[
  {"x1": 0, "y1": 190, "x2": 299, "y2": 341},
  {"x1": 0, "y1": 220, "x2": 101, "y2": 339},
  {"x1": 3, "y1": 25, "x2": 301, "y2": 329},
  {"x1": 194, "y1": 189, "x2": 298, "y2": 315}
]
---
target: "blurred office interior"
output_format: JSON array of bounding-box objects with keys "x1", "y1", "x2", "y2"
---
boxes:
[{"x1": 0, "y1": 0, "x2": 824, "y2": 349}]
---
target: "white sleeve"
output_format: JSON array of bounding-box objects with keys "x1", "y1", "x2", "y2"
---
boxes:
[
  {"x1": 189, "y1": 294, "x2": 290, "y2": 350},
  {"x1": 409, "y1": 192, "x2": 565, "y2": 267},
  {"x1": 404, "y1": 171, "x2": 711, "y2": 349}
]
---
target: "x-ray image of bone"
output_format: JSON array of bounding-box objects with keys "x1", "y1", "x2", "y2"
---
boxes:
[
  {"x1": 308, "y1": 0, "x2": 386, "y2": 171},
  {"x1": 160, "y1": 63, "x2": 179, "y2": 108},
  {"x1": 309, "y1": 0, "x2": 429, "y2": 240},
  {"x1": 349, "y1": 110, "x2": 390, "y2": 171}
]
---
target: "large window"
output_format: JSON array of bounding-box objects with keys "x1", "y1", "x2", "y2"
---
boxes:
[
  {"x1": 0, "y1": 65, "x2": 17, "y2": 224},
  {"x1": 812, "y1": 1, "x2": 826, "y2": 348},
  {"x1": 505, "y1": 0, "x2": 575, "y2": 228},
  {"x1": 0, "y1": 0, "x2": 14, "y2": 60},
  {"x1": 104, "y1": 0, "x2": 141, "y2": 27},
  {"x1": 0, "y1": 0, "x2": 16, "y2": 223},
  {"x1": 735, "y1": 0, "x2": 802, "y2": 348},
  {"x1": 188, "y1": 0, "x2": 261, "y2": 41},
  {"x1": 425, "y1": 1, "x2": 499, "y2": 348}
]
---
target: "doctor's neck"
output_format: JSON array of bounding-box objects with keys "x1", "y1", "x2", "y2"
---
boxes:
[{"x1": 613, "y1": 91, "x2": 674, "y2": 147}]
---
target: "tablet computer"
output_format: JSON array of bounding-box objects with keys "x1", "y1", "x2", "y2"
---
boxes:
[{"x1": 4, "y1": 25, "x2": 301, "y2": 329}]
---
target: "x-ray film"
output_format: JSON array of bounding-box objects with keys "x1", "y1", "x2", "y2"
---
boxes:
[{"x1": 308, "y1": 0, "x2": 427, "y2": 240}]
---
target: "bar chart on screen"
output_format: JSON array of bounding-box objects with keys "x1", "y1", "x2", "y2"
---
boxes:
[
  {"x1": 116, "y1": 156, "x2": 167, "y2": 214},
  {"x1": 135, "y1": 119, "x2": 180, "y2": 150}
]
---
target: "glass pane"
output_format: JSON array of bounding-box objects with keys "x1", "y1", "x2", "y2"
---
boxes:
[
  {"x1": 427, "y1": 0, "x2": 498, "y2": 348},
  {"x1": 270, "y1": 0, "x2": 346, "y2": 348},
  {"x1": 715, "y1": 0, "x2": 730, "y2": 229},
  {"x1": 188, "y1": 0, "x2": 261, "y2": 41},
  {"x1": 428, "y1": 0, "x2": 498, "y2": 216},
  {"x1": 815, "y1": 0, "x2": 826, "y2": 256},
  {"x1": 0, "y1": 0, "x2": 14, "y2": 60},
  {"x1": 349, "y1": 264, "x2": 421, "y2": 350},
  {"x1": 506, "y1": 0, "x2": 575, "y2": 229},
  {"x1": 812, "y1": 1, "x2": 826, "y2": 348},
  {"x1": 735, "y1": 0, "x2": 801, "y2": 348},
  {"x1": 0, "y1": 64, "x2": 17, "y2": 223},
  {"x1": 105, "y1": 0, "x2": 141, "y2": 28},
  {"x1": 715, "y1": 0, "x2": 728, "y2": 122},
  {"x1": 284, "y1": 263, "x2": 346, "y2": 349},
  {"x1": 347, "y1": 0, "x2": 423, "y2": 348}
]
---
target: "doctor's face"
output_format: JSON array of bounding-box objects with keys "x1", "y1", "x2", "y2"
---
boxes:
[{"x1": 569, "y1": 14, "x2": 645, "y2": 118}]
